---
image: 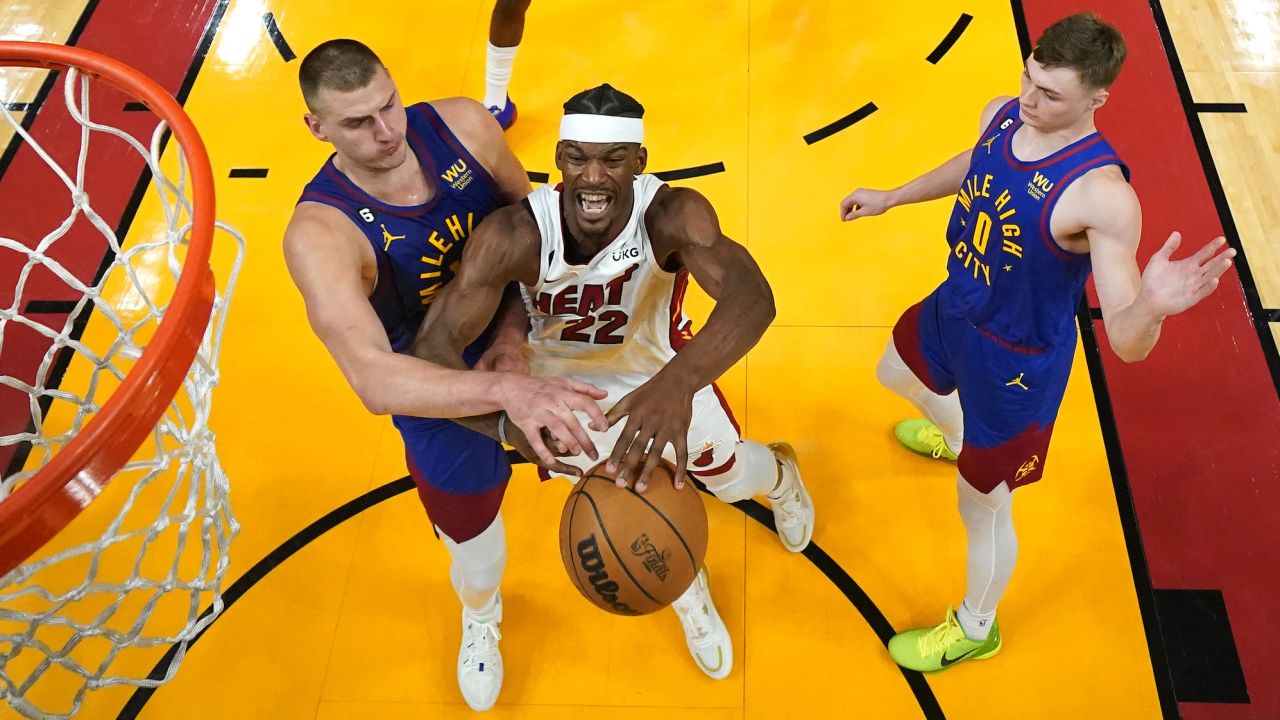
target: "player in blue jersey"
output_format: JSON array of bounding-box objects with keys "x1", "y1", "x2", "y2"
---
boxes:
[
  {"x1": 282, "y1": 40, "x2": 608, "y2": 711},
  {"x1": 838, "y1": 14, "x2": 1236, "y2": 671}
]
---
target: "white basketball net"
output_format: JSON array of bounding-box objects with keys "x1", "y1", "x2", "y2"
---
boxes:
[{"x1": 0, "y1": 66, "x2": 242, "y2": 718}]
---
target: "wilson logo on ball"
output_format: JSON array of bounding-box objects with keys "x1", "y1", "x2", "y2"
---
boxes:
[{"x1": 576, "y1": 534, "x2": 639, "y2": 615}]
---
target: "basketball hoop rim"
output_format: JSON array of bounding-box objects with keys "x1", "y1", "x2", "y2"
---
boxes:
[{"x1": 0, "y1": 41, "x2": 216, "y2": 580}]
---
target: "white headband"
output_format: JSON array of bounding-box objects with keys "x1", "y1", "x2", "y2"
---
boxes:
[{"x1": 559, "y1": 113, "x2": 644, "y2": 144}]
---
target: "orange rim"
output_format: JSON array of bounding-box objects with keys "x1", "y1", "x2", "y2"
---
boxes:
[{"x1": 0, "y1": 42, "x2": 216, "y2": 579}]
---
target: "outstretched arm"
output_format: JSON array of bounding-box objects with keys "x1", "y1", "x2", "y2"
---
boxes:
[
  {"x1": 605, "y1": 187, "x2": 775, "y2": 491},
  {"x1": 1083, "y1": 173, "x2": 1236, "y2": 362},
  {"x1": 285, "y1": 203, "x2": 522, "y2": 418},
  {"x1": 840, "y1": 95, "x2": 1012, "y2": 221},
  {"x1": 411, "y1": 207, "x2": 609, "y2": 469}
]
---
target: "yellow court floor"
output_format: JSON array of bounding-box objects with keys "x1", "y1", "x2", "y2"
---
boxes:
[{"x1": 3, "y1": 0, "x2": 1278, "y2": 718}]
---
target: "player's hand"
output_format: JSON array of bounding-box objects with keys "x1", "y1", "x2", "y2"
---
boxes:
[
  {"x1": 498, "y1": 374, "x2": 609, "y2": 467},
  {"x1": 474, "y1": 340, "x2": 530, "y2": 374},
  {"x1": 503, "y1": 419, "x2": 584, "y2": 477},
  {"x1": 840, "y1": 187, "x2": 895, "y2": 222},
  {"x1": 1139, "y1": 232, "x2": 1236, "y2": 316},
  {"x1": 603, "y1": 376, "x2": 694, "y2": 493}
]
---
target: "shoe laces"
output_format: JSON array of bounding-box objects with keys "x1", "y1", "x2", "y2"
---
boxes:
[
  {"x1": 915, "y1": 425, "x2": 950, "y2": 459},
  {"x1": 768, "y1": 464, "x2": 806, "y2": 525},
  {"x1": 462, "y1": 620, "x2": 502, "y2": 670},
  {"x1": 673, "y1": 588, "x2": 716, "y2": 647},
  {"x1": 918, "y1": 614, "x2": 966, "y2": 656}
]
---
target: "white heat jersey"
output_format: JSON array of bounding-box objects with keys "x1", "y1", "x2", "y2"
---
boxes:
[
  {"x1": 519, "y1": 174, "x2": 741, "y2": 476},
  {"x1": 520, "y1": 173, "x2": 692, "y2": 394}
]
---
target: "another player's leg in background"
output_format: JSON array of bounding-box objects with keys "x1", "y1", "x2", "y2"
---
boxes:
[
  {"x1": 441, "y1": 514, "x2": 508, "y2": 711},
  {"x1": 886, "y1": 476, "x2": 1012, "y2": 672},
  {"x1": 877, "y1": 337, "x2": 963, "y2": 460},
  {"x1": 484, "y1": 0, "x2": 530, "y2": 130}
]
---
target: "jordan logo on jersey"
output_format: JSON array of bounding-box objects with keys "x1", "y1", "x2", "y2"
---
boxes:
[
  {"x1": 1026, "y1": 171, "x2": 1054, "y2": 201},
  {"x1": 380, "y1": 224, "x2": 405, "y2": 251},
  {"x1": 954, "y1": 172, "x2": 1027, "y2": 287},
  {"x1": 440, "y1": 159, "x2": 473, "y2": 191},
  {"x1": 982, "y1": 133, "x2": 1000, "y2": 154}
]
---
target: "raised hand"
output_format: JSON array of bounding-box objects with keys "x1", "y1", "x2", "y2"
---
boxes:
[
  {"x1": 840, "y1": 187, "x2": 896, "y2": 222},
  {"x1": 498, "y1": 374, "x2": 608, "y2": 468},
  {"x1": 1140, "y1": 232, "x2": 1237, "y2": 316},
  {"x1": 603, "y1": 378, "x2": 694, "y2": 493}
]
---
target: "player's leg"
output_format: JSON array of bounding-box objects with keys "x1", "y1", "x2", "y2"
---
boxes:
[
  {"x1": 484, "y1": 0, "x2": 530, "y2": 129},
  {"x1": 685, "y1": 385, "x2": 814, "y2": 552},
  {"x1": 879, "y1": 294, "x2": 964, "y2": 459},
  {"x1": 401, "y1": 416, "x2": 512, "y2": 711},
  {"x1": 887, "y1": 334, "x2": 1071, "y2": 672}
]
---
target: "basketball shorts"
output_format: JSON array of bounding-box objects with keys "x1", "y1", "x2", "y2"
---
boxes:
[
  {"x1": 394, "y1": 414, "x2": 511, "y2": 544},
  {"x1": 892, "y1": 286, "x2": 1076, "y2": 493},
  {"x1": 545, "y1": 382, "x2": 743, "y2": 483}
]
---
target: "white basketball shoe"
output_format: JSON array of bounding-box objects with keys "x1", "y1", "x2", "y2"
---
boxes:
[
  {"x1": 671, "y1": 567, "x2": 733, "y2": 680},
  {"x1": 457, "y1": 593, "x2": 503, "y2": 711},
  {"x1": 766, "y1": 441, "x2": 814, "y2": 552}
]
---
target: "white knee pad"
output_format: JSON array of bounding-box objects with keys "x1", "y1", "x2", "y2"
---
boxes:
[
  {"x1": 440, "y1": 513, "x2": 507, "y2": 610},
  {"x1": 692, "y1": 439, "x2": 777, "y2": 504}
]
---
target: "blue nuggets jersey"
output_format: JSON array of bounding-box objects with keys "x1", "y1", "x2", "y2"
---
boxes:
[
  {"x1": 942, "y1": 99, "x2": 1129, "y2": 351},
  {"x1": 298, "y1": 102, "x2": 504, "y2": 354}
]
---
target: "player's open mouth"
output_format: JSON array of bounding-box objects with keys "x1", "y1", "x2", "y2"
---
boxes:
[{"x1": 577, "y1": 191, "x2": 612, "y2": 218}]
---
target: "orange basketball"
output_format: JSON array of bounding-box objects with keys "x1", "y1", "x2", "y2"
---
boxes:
[{"x1": 558, "y1": 461, "x2": 708, "y2": 616}]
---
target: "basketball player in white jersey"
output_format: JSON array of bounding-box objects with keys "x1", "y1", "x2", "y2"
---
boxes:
[{"x1": 413, "y1": 83, "x2": 815, "y2": 681}]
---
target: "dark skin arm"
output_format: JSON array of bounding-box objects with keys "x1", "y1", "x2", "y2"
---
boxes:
[
  {"x1": 606, "y1": 186, "x2": 776, "y2": 491},
  {"x1": 410, "y1": 206, "x2": 608, "y2": 472}
]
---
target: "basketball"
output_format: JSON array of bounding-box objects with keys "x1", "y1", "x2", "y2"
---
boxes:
[{"x1": 558, "y1": 461, "x2": 708, "y2": 616}]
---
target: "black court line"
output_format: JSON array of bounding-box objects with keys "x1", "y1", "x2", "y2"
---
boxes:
[
  {"x1": 262, "y1": 12, "x2": 296, "y2": 62},
  {"x1": 1267, "y1": 309, "x2": 1280, "y2": 323},
  {"x1": 123, "y1": 464, "x2": 944, "y2": 718},
  {"x1": 3, "y1": 102, "x2": 30, "y2": 112},
  {"x1": 22, "y1": 300, "x2": 79, "y2": 314},
  {"x1": 1011, "y1": 3, "x2": 1180, "y2": 716},
  {"x1": 927, "y1": 13, "x2": 974, "y2": 64},
  {"x1": 229, "y1": 168, "x2": 268, "y2": 178},
  {"x1": 1192, "y1": 103, "x2": 1247, "y2": 114},
  {"x1": 652, "y1": 162, "x2": 725, "y2": 181},
  {"x1": 527, "y1": 170, "x2": 550, "y2": 183},
  {"x1": 1149, "y1": 0, "x2": 1280, "y2": 400},
  {"x1": 122, "y1": 101, "x2": 149, "y2": 112},
  {"x1": 1074, "y1": 298, "x2": 1181, "y2": 719},
  {"x1": 804, "y1": 102, "x2": 878, "y2": 145},
  {"x1": 118, "y1": 476, "x2": 416, "y2": 718},
  {"x1": 0, "y1": 0, "x2": 99, "y2": 182}
]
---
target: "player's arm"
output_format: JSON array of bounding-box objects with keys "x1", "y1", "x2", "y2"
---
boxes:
[
  {"x1": 605, "y1": 187, "x2": 775, "y2": 491},
  {"x1": 410, "y1": 207, "x2": 608, "y2": 468},
  {"x1": 432, "y1": 97, "x2": 536, "y2": 372},
  {"x1": 1078, "y1": 171, "x2": 1236, "y2": 362},
  {"x1": 472, "y1": 282, "x2": 532, "y2": 373},
  {"x1": 432, "y1": 97, "x2": 532, "y2": 203},
  {"x1": 284, "y1": 203, "x2": 521, "y2": 417},
  {"x1": 840, "y1": 95, "x2": 1013, "y2": 221}
]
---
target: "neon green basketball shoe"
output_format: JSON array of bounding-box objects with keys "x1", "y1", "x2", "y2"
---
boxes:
[
  {"x1": 893, "y1": 419, "x2": 958, "y2": 461},
  {"x1": 888, "y1": 607, "x2": 1001, "y2": 672}
]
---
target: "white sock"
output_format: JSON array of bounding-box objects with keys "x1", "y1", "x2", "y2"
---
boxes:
[
  {"x1": 957, "y1": 600, "x2": 996, "y2": 641},
  {"x1": 484, "y1": 42, "x2": 518, "y2": 110},
  {"x1": 876, "y1": 338, "x2": 964, "y2": 453}
]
